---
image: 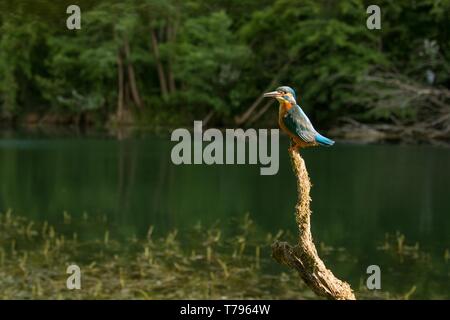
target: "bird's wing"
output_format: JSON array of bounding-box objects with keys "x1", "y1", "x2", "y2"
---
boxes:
[{"x1": 283, "y1": 104, "x2": 317, "y2": 143}]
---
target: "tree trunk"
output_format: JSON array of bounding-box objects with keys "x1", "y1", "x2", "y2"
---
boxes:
[
  {"x1": 150, "y1": 28, "x2": 169, "y2": 98},
  {"x1": 168, "y1": 63, "x2": 176, "y2": 93},
  {"x1": 124, "y1": 36, "x2": 143, "y2": 108},
  {"x1": 167, "y1": 21, "x2": 177, "y2": 93},
  {"x1": 247, "y1": 99, "x2": 274, "y2": 125},
  {"x1": 124, "y1": 79, "x2": 130, "y2": 107},
  {"x1": 202, "y1": 110, "x2": 214, "y2": 127},
  {"x1": 235, "y1": 62, "x2": 290, "y2": 126},
  {"x1": 116, "y1": 47, "x2": 125, "y2": 122},
  {"x1": 271, "y1": 147, "x2": 356, "y2": 300}
]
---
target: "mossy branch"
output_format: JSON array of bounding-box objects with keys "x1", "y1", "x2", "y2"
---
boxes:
[{"x1": 271, "y1": 147, "x2": 356, "y2": 300}]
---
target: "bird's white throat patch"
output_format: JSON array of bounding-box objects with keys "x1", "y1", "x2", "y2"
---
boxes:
[{"x1": 170, "y1": 121, "x2": 279, "y2": 175}]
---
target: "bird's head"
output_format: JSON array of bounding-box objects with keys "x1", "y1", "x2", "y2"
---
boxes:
[{"x1": 263, "y1": 86, "x2": 297, "y2": 104}]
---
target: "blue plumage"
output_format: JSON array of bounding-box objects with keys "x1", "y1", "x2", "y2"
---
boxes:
[
  {"x1": 263, "y1": 85, "x2": 335, "y2": 148},
  {"x1": 315, "y1": 133, "x2": 335, "y2": 146}
]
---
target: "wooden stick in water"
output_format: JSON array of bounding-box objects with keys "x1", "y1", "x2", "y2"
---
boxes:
[{"x1": 271, "y1": 147, "x2": 356, "y2": 300}]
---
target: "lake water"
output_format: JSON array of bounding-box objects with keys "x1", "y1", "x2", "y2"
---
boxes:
[{"x1": 0, "y1": 129, "x2": 448, "y2": 299}]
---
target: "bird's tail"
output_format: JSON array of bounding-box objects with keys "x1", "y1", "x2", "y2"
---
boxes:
[{"x1": 315, "y1": 133, "x2": 335, "y2": 146}]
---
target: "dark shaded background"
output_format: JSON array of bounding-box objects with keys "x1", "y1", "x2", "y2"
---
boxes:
[{"x1": 0, "y1": 0, "x2": 449, "y2": 143}]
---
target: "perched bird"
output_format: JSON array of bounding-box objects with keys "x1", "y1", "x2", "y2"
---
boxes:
[{"x1": 263, "y1": 86, "x2": 334, "y2": 150}]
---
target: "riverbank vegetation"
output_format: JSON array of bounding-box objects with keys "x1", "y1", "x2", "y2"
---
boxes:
[
  {"x1": 0, "y1": 211, "x2": 447, "y2": 299},
  {"x1": 0, "y1": 1, "x2": 449, "y2": 143}
]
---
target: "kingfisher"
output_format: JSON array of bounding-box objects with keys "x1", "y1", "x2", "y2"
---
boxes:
[{"x1": 263, "y1": 86, "x2": 334, "y2": 150}]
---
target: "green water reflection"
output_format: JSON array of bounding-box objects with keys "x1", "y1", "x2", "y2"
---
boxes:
[{"x1": 0, "y1": 130, "x2": 448, "y2": 298}]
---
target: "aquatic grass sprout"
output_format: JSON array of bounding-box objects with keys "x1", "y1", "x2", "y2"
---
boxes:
[{"x1": 0, "y1": 211, "x2": 447, "y2": 300}]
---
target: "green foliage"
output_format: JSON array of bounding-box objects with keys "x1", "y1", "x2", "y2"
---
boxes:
[
  {"x1": 0, "y1": 0, "x2": 448, "y2": 126},
  {"x1": 34, "y1": 2, "x2": 136, "y2": 117},
  {"x1": 173, "y1": 11, "x2": 250, "y2": 115},
  {"x1": 241, "y1": 0, "x2": 387, "y2": 122},
  {"x1": 0, "y1": 17, "x2": 44, "y2": 117}
]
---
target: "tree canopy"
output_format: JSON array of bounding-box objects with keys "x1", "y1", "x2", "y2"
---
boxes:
[{"x1": 0, "y1": 0, "x2": 449, "y2": 134}]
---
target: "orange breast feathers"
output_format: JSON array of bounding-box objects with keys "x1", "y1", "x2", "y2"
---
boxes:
[
  {"x1": 278, "y1": 101, "x2": 294, "y2": 135},
  {"x1": 277, "y1": 100, "x2": 293, "y2": 123},
  {"x1": 279, "y1": 100, "x2": 293, "y2": 113}
]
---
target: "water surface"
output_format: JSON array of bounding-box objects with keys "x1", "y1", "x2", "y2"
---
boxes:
[{"x1": 0, "y1": 129, "x2": 448, "y2": 298}]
